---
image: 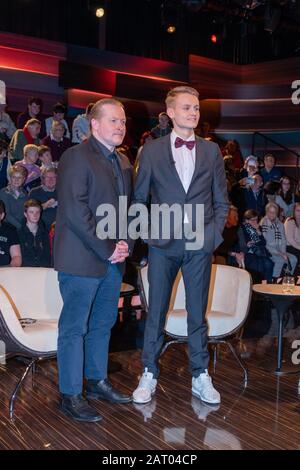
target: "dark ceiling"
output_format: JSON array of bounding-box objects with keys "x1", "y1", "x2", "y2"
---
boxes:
[{"x1": 0, "y1": 0, "x2": 300, "y2": 64}]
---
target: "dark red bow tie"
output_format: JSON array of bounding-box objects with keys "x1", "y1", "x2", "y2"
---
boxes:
[{"x1": 174, "y1": 136, "x2": 196, "y2": 150}]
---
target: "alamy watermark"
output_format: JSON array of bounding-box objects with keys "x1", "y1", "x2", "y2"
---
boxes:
[
  {"x1": 95, "y1": 196, "x2": 205, "y2": 250},
  {"x1": 291, "y1": 80, "x2": 300, "y2": 104},
  {"x1": 291, "y1": 340, "x2": 300, "y2": 365}
]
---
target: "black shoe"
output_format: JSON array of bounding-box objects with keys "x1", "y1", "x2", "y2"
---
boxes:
[
  {"x1": 60, "y1": 394, "x2": 102, "y2": 422},
  {"x1": 86, "y1": 379, "x2": 132, "y2": 403}
]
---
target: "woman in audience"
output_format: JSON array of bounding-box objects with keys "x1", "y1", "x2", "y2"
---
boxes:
[
  {"x1": 0, "y1": 165, "x2": 28, "y2": 229},
  {"x1": 275, "y1": 176, "x2": 295, "y2": 220},
  {"x1": 238, "y1": 155, "x2": 259, "y2": 182},
  {"x1": 15, "y1": 144, "x2": 41, "y2": 191},
  {"x1": 222, "y1": 139, "x2": 243, "y2": 170},
  {"x1": 285, "y1": 202, "x2": 300, "y2": 269},
  {"x1": 260, "y1": 202, "x2": 297, "y2": 278},
  {"x1": 238, "y1": 209, "x2": 274, "y2": 283}
]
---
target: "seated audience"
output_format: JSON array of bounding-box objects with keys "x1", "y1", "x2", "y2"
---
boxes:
[
  {"x1": 15, "y1": 144, "x2": 41, "y2": 191},
  {"x1": 0, "y1": 142, "x2": 9, "y2": 189},
  {"x1": 151, "y1": 112, "x2": 172, "y2": 139},
  {"x1": 214, "y1": 205, "x2": 244, "y2": 267},
  {"x1": 275, "y1": 176, "x2": 295, "y2": 220},
  {"x1": 0, "y1": 200, "x2": 22, "y2": 267},
  {"x1": 134, "y1": 131, "x2": 154, "y2": 174},
  {"x1": 238, "y1": 155, "x2": 259, "y2": 181},
  {"x1": 42, "y1": 121, "x2": 71, "y2": 162},
  {"x1": 29, "y1": 167, "x2": 57, "y2": 230},
  {"x1": 222, "y1": 139, "x2": 243, "y2": 170},
  {"x1": 285, "y1": 202, "x2": 300, "y2": 269},
  {"x1": 231, "y1": 173, "x2": 267, "y2": 220},
  {"x1": 260, "y1": 153, "x2": 282, "y2": 184},
  {"x1": 260, "y1": 202, "x2": 297, "y2": 278},
  {"x1": 38, "y1": 145, "x2": 57, "y2": 170},
  {"x1": 72, "y1": 103, "x2": 94, "y2": 144},
  {"x1": 0, "y1": 165, "x2": 28, "y2": 229},
  {"x1": 0, "y1": 101, "x2": 16, "y2": 139},
  {"x1": 238, "y1": 209, "x2": 274, "y2": 283},
  {"x1": 45, "y1": 102, "x2": 70, "y2": 138},
  {"x1": 9, "y1": 118, "x2": 41, "y2": 163},
  {"x1": 17, "y1": 97, "x2": 46, "y2": 138},
  {"x1": 18, "y1": 199, "x2": 51, "y2": 267},
  {"x1": 264, "y1": 180, "x2": 281, "y2": 204}
]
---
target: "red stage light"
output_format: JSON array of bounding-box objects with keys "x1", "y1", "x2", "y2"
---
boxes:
[{"x1": 211, "y1": 34, "x2": 218, "y2": 43}]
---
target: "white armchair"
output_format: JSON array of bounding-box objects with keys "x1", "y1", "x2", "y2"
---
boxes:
[{"x1": 0, "y1": 267, "x2": 62, "y2": 419}]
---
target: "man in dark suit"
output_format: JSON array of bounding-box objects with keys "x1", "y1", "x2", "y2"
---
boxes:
[
  {"x1": 132, "y1": 86, "x2": 229, "y2": 405},
  {"x1": 54, "y1": 98, "x2": 133, "y2": 422}
]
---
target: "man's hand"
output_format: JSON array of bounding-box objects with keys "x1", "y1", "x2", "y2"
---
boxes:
[{"x1": 109, "y1": 240, "x2": 129, "y2": 264}]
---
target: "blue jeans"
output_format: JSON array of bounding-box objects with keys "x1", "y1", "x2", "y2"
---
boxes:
[{"x1": 57, "y1": 264, "x2": 122, "y2": 395}]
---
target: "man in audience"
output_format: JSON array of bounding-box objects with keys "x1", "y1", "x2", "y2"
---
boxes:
[
  {"x1": 150, "y1": 111, "x2": 172, "y2": 138},
  {"x1": 232, "y1": 174, "x2": 267, "y2": 220},
  {"x1": 45, "y1": 102, "x2": 70, "y2": 139},
  {"x1": 0, "y1": 165, "x2": 28, "y2": 229},
  {"x1": 18, "y1": 199, "x2": 51, "y2": 267},
  {"x1": 9, "y1": 118, "x2": 41, "y2": 163},
  {"x1": 29, "y1": 167, "x2": 57, "y2": 230},
  {"x1": 0, "y1": 200, "x2": 22, "y2": 267},
  {"x1": 42, "y1": 121, "x2": 71, "y2": 162},
  {"x1": 72, "y1": 103, "x2": 94, "y2": 144},
  {"x1": 260, "y1": 153, "x2": 282, "y2": 184},
  {"x1": 17, "y1": 97, "x2": 46, "y2": 138},
  {"x1": 54, "y1": 98, "x2": 132, "y2": 422}
]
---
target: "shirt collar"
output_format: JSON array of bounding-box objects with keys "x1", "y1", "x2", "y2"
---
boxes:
[{"x1": 91, "y1": 134, "x2": 115, "y2": 159}]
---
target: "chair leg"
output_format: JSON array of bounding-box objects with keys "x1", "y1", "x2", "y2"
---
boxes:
[
  {"x1": 9, "y1": 359, "x2": 36, "y2": 420},
  {"x1": 212, "y1": 344, "x2": 218, "y2": 373},
  {"x1": 224, "y1": 341, "x2": 248, "y2": 387},
  {"x1": 160, "y1": 339, "x2": 187, "y2": 357}
]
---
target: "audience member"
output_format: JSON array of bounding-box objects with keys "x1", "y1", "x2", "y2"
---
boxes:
[
  {"x1": 17, "y1": 97, "x2": 46, "y2": 138},
  {"x1": 260, "y1": 202, "x2": 297, "y2": 277},
  {"x1": 45, "y1": 102, "x2": 70, "y2": 138},
  {"x1": 0, "y1": 165, "x2": 28, "y2": 229},
  {"x1": 0, "y1": 200, "x2": 22, "y2": 267},
  {"x1": 72, "y1": 103, "x2": 94, "y2": 144},
  {"x1": 285, "y1": 202, "x2": 300, "y2": 269},
  {"x1": 214, "y1": 205, "x2": 244, "y2": 267},
  {"x1": 0, "y1": 101, "x2": 16, "y2": 139},
  {"x1": 38, "y1": 145, "x2": 57, "y2": 170},
  {"x1": 9, "y1": 118, "x2": 41, "y2": 163},
  {"x1": 260, "y1": 153, "x2": 282, "y2": 184},
  {"x1": 18, "y1": 199, "x2": 51, "y2": 267},
  {"x1": 29, "y1": 167, "x2": 57, "y2": 229},
  {"x1": 0, "y1": 142, "x2": 9, "y2": 189},
  {"x1": 42, "y1": 121, "x2": 71, "y2": 162},
  {"x1": 222, "y1": 139, "x2": 243, "y2": 170},
  {"x1": 150, "y1": 112, "x2": 172, "y2": 138},
  {"x1": 232, "y1": 173, "x2": 267, "y2": 219},
  {"x1": 15, "y1": 144, "x2": 41, "y2": 191},
  {"x1": 275, "y1": 176, "x2": 295, "y2": 220}
]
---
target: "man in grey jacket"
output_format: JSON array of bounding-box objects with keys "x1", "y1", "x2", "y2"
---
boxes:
[{"x1": 132, "y1": 86, "x2": 229, "y2": 405}]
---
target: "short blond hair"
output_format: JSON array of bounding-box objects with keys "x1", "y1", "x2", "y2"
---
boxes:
[
  {"x1": 165, "y1": 86, "x2": 199, "y2": 108},
  {"x1": 90, "y1": 98, "x2": 124, "y2": 121},
  {"x1": 23, "y1": 144, "x2": 39, "y2": 157}
]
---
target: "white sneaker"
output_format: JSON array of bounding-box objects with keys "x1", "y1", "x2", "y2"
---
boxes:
[
  {"x1": 132, "y1": 368, "x2": 157, "y2": 404},
  {"x1": 192, "y1": 370, "x2": 221, "y2": 404}
]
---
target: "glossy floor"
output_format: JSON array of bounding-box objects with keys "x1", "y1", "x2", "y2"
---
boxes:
[{"x1": 0, "y1": 338, "x2": 300, "y2": 450}]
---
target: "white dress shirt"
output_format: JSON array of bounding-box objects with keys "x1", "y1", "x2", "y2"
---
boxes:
[{"x1": 170, "y1": 130, "x2": 196, "y2": 223}]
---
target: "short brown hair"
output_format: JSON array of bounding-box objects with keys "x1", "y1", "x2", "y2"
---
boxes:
[
  {"x1": 38, "y1": 145, "x2": 51, "y2": 157},
  {"x1": 24, "y1": 199, "x2": 42, "y2": 213},
  {"x1": 89, "y1": 98, "x2": 124, "y2": 121},
  {"x1": 165, "y1": 86, "x2": 199, "y2": 108}
]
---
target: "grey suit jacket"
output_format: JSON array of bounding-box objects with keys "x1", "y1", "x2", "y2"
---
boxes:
[
  {"x1": 133, "y1": 134, "x2": 229, "y2": 253},
  {"x1": 54, "y1": 136, "x2": 132, "y2": 277}
]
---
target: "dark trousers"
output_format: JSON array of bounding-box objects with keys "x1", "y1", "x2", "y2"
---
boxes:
[
  {"x1": 142, "y1": 247, "x2": 212, "y2": 378},
  {"x1": 57, "y1": 264, "x2": 122, "y2": 395}
]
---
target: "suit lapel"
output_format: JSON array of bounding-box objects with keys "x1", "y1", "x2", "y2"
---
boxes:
[
  {"x1": 164, "y1": 136, "x2": 187, "y2": 196},
  {"x1": 187, "y1": 136, "x2": 204, "y2": 194}
]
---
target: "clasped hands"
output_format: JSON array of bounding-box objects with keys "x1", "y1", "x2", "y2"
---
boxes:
[{"x1": 109, "y1": 240, "x2": 129, "y2": 264}]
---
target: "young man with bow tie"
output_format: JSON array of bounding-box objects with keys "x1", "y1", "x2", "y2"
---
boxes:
[{"x1": 132, "y1": 86, "x2": 229, "y2": 405}]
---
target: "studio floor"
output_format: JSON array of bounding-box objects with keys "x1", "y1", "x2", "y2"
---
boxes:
[{"x1": 0, "y1": 336, "x2": 300, "y2": 450}]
